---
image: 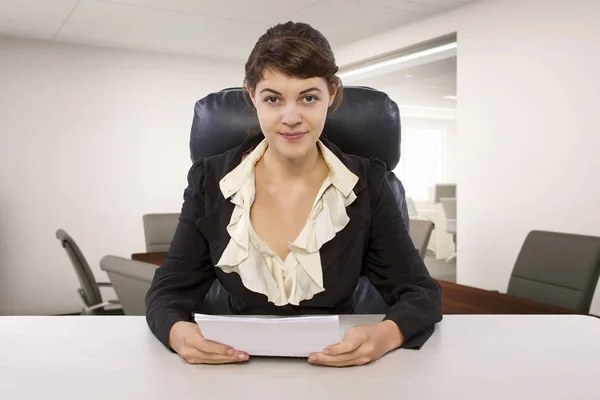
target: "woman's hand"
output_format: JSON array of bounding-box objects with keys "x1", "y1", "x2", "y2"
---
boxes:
[
  {"x1": 308, "y1": 320, "x2": 404, "y2": 367},
  {"x1": 168, "y1": 321, "x2": 249, "y2": 364}
]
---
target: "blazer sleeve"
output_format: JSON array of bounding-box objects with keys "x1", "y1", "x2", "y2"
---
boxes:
[
  {"x1": 362, "y1": 159, "x2": 442, "y2": 349},
  {"x1": 145, "y1": 160, "x2": 217, "y2": 349}
]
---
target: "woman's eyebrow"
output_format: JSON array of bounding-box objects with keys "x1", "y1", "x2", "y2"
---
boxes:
[
  {"x1": 259, "y1": 87, "x2": 322, "y2": 95},
  {"x1": 260, "y1": 88, "x2": 282, "y2": 95},
  {"x1": 299, "y1": 87, "x2": 322, "y2": 95}
]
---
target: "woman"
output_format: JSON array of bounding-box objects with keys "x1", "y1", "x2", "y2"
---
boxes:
[{"x1": 145, "y1": 21, "x2": 442, "y2": 367}]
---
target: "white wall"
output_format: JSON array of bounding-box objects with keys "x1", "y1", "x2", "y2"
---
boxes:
[
  {"x1": 400, "y1": 117, "x2": 458, "y2": 185},
  {"x1": 385, "y1": 90, "x2": 458, "y2": 188},
  {"x1": 0, "y1": 40, "x2": 240, "y2": 315},
  {"x1": 337, "y1": 0, "x2": 600, "y2": 315}
]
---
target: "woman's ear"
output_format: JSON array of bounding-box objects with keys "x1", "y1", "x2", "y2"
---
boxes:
[
  {"x1": 245, "y1": 83, "x2": 257, "y2": 108},
  {"x1": 328, "y1": 81, "x2": 339, "y2": 107}
]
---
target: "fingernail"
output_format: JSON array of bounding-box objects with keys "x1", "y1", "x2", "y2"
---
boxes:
[
  {"x1": 324, "y1": 349, "x2": 331, "y2": 355},
  {"x1": 237, "y1": 353, "x2": 246, "y2": 360},
  {"x1": 309, "y1": 355, "x2": 317, "y2": 362},
  {"x1": 226, "y1": 349, "x2": 234, "y2": 355}
]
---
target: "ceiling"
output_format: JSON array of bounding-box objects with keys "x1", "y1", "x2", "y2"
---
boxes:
[
  {"x1": 348, "y1": 55, "x2": 457, "y2": 109},
  {"x1": 0, "y1": 0, "x2": 475, "y2": 62}
]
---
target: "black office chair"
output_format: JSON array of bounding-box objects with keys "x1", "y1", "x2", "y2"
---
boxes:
[
  {"x1": 56, "y1": 229, "x2": 122, "y2": 315},
  {"x1": 507, "y1": 230, "x2": 600, "y2": 313},
  {"x1": 190, "y1": 86, "x2": 408, "y2": 315}
]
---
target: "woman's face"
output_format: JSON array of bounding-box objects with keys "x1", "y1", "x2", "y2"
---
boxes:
[{"x1": 248, "y1": 68, "x2": 336, "y2": 161}]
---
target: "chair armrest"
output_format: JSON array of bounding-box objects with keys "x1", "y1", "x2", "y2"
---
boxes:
[{"x1": 81, "y1": 302, "x2": 118, "y2": 315}]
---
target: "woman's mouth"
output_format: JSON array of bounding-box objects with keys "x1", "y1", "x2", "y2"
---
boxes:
[{"x1": 279, "y1": 132, "x2": 306, "y2": 142}]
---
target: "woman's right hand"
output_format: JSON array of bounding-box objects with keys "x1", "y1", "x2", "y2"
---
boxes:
[{"x1": 168, "y1": 321, "x2": 249, "y2": 364}]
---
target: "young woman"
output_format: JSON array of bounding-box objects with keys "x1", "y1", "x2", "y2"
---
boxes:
[{"x1": 145, "y1": 21, "x2": 442, "y2": 367}]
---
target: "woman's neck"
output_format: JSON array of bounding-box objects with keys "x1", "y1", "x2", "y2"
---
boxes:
[{"x1": 261, "y1": 144, "x2": 322, "y2": 182}]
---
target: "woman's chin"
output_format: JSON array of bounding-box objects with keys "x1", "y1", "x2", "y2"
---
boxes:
[
  {"x1": 277, "y1": 148, "x2": 307, "y2": 160},
  {"x1": 274, "y1": 141, "x2": 314, "y2": 160}
]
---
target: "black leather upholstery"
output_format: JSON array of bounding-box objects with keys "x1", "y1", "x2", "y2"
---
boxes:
[
  {"x1": 190, "y1": 86, "x2": 407, "y2": 315},
  {"x1": 190, "y1": 87, "x2": 401, "y2": 170}
]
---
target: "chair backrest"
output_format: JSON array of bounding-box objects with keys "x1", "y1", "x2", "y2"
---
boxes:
[
  {"x1": 189, "y1": 86, "x2": 406, "y2": 314},
  {"x1": 434, "y1": 184, "x2": 456, "y2": 203},
  {"x1": 190, "y1": 86, "x2": 401, "y2": 169},
  {"x1": 409, "y1": 219, "x2": 435, "y2": 258},
  {"x1": 406, "y1": 197, "x2": 418, "y2": 218},
  {"x1": 440, "y1": 197, "x2": 457, "y2": 220},
  {"x1": 56, "y1": 229, "x2": 102, "y2": 306},
  {"x1": 440, "y1": 197, "x2": 457, "y2": 234},
  {"x1": 507, "y1": 230, "x2": 600, "y2": 313},
  {"x1": 142, "y1": 213, "x2": 180, "y2": 252},
  {"x1": 99, "y1": 255, "x2": 158, "y2": 315}
]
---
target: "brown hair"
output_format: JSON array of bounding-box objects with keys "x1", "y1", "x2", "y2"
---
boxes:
[{"x1": 243, "y1": 21, "x2": 343, "y2": 113}]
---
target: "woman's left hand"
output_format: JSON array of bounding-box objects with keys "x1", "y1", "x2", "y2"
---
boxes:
[{"x1": 308, "y1": 320, "x2": 404, "y2": 367}]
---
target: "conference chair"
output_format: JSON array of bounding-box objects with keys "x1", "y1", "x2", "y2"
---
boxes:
[
  {"x1": 188, "y1": 86, "x2": 417, "y2": 315},
  {"x1": 142, "y1": 213, "x2": 180, "y2": 252},
  {"x1": 507, "y1": 230, "x2": 600, "y2": 313},
  {"x1": 434, "y1": 184, "x2": 456, "y2": 203},
  {"x1": 409, "y1": 219, "x2": 435, "y2": 259},
  {"x1": 406, "y1": 197, "x2": 418, "y2": 218},
  {"x1": 55, "y1": 229, "x2": 122, "y2": 315},
  {"x1": 100, "y1": 255, "x2": 158, "y2": 315},
  {"x1": 440, "y1": 197, "x2": 457, "y2": 262}
]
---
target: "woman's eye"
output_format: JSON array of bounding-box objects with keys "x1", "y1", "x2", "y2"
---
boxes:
[
  {"x1": 303, "y1": 95, "x2": 318, "y2": 103},
  {"x1": 265, "y1": 96, "x2": 279, "y2": 104}
]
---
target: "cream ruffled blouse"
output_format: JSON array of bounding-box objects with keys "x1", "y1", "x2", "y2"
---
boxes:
[{"x1": 216, "y1": 139, "x2": 359, "y2": 306}]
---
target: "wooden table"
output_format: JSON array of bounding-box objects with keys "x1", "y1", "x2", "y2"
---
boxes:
[
  {"x1": 437, "y1": 280, "x2": 576, "y2": 314},
  {"x1": 132, "y1": 252, "x2": 577, "y2": 315},
  {"x1": 132, "y1": 251, "x2": 166, "y2": 265}
]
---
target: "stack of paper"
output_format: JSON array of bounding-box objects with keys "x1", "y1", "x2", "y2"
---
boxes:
[{"x1": 194, "y1": 314, "x2": 340, "y2": 357}]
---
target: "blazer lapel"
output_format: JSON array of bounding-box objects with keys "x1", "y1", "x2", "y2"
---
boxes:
[
  {"x1": 195, "y1": 133, "x2": 265, "y2": 259},
  {"x1": 317, "y1": 136, "x2": 371, "y2": 273},
  {"x1": 318, "y1": 191, "x2": 369, "y2": 273},
  {"x1": 195, "y1": 201, "x2": 235, "y2": 264}
]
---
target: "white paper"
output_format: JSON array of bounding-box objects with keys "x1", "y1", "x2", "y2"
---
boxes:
[{"x1": 194, "y1": 314, "x2": 340, "y2": 357}]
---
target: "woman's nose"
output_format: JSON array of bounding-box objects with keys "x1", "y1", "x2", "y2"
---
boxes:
[{"x1": 281, "y1": 105, "x2": 302, "y2": 126}]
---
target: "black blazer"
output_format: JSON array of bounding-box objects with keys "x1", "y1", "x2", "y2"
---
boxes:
[{"x1": 145, "y1": 134, "x2": 442, "y2": 350}]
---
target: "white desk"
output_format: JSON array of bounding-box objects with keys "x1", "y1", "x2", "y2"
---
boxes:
[{"x1": 1, "y1": 315, "x2": 599, "y2": 399}]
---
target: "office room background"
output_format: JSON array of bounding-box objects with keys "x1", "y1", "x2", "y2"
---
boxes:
[{"x1": 1, "y1": 0, "x2": 599, "y2": 317}]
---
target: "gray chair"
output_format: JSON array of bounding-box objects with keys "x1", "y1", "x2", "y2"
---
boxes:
[
  {"x1": 434, "y1": 184, "x2": 456, "y2": 203},
  {"x1": 440, "y1": 197, "x2": 457, "y2": 261},
  {"x1": 507, "y1": 230, "x2": 600, "y2": 313},
  {"x1": 55, "y1": 229, "x2": 122, "y2": 315},
  {"x1": 409, "y1": 218, "x2": 435, "y2": 259},
  {"x1": 406, "y1": 197, "x2": 418, "y2": 218},
  {"x1": 142, "y1": 213, "x2": 180, "y2": 252},
  {"x1": 100, "y1": 255, "x2": 158, "y2": 315}
]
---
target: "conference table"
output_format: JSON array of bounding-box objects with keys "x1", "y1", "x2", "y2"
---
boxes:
[
  {"x1": 132, "y1": 251, "x2": 578, "y2": 315},
  {"x1": 1, "y1": 314, "x2": 598, "y2": 399}
]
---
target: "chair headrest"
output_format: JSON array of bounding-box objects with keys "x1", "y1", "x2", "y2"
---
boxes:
[{"x1": 189, "y1": 86, "x2": 401, "y2": 170}]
